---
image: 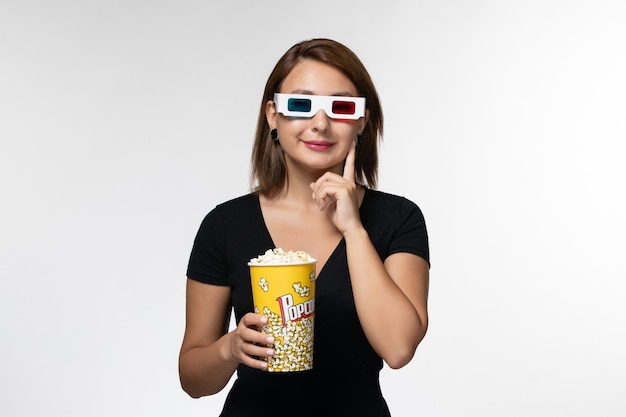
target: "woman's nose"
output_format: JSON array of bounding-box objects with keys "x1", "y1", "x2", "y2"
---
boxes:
[{"x1": 310, "y1": 109, "x2": 330, "y2": 131}]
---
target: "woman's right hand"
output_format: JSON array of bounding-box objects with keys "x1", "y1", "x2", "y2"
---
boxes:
[
  {"x1": 226, "y1": 312, "x2": 275, "y2": 370},
  {"x1": 181, "y1": 282, "x2": 272, "y2": 396}
]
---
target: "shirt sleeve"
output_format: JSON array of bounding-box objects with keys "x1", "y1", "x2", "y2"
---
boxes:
[
  {"x1": 387, "y1": 198, "x2": 430, "y2": 267},
  {"x1": 186, "y1": 207, "x2": 230, "y2": 285}
]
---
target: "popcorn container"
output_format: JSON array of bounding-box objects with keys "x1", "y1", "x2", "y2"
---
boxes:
[{"x1": 249, "y1": 261, "x2": 317, "y2": 372}]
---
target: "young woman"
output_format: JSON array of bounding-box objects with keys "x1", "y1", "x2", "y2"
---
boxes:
[{"x1": 179, "y1": 38, "x2": 430, "y2": 416}]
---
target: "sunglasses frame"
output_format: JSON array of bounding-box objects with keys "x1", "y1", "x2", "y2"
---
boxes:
[{"x1": 273, "y1": 93, "x2": 366, "y2": 120}]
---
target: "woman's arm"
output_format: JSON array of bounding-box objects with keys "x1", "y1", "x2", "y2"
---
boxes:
[
  {"x1": 178, "y1": 279, "x2": 275, "y2": 398},
  {"x1": 344, "y1": 230, "x2": 429, "y2": 369},
  {"x1": 311, "y1": 143, "x2": 429, "y2": 369}
]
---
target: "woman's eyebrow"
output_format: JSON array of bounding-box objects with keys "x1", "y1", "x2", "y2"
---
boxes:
[
  {"x1": 289, "y1": 89, "x2": 314, "y2": 95},
  {"x1": 287, "y1": 89, "x2": 357, "y2": 97}
]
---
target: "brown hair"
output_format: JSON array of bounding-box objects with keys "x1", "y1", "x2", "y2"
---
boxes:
[{"x1": 251, "y1": 38, "x2": 383, "y2": 197}]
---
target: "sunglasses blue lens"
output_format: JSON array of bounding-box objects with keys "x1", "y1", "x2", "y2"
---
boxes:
[{"x1": 287, "y1": 98, "x2": 312, "y2": 113}]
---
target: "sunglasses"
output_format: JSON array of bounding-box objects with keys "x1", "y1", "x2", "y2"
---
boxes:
[{"x1": 273, "y1": 93, "x2": 366, "y2": 120}]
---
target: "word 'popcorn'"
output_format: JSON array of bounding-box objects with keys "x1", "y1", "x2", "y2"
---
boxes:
[{"x1": 249, "y1": 248, "x2": 316, "y2": 265}]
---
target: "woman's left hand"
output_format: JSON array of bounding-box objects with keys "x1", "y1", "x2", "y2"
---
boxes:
[{"x1": 310, "y1": 141, "x2": 362, "y2": 235}]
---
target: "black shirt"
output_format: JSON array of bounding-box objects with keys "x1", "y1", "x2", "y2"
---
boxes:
[{"x1": 187, "y1": 189, "x2": 429, "y2": 416}]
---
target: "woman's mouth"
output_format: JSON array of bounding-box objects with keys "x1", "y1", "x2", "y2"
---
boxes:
[{"x1": 303, "y1": 140, "x2": 334, "y2": 151}]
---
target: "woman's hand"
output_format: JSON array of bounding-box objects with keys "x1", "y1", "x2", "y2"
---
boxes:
[
  {"x1": 226, "y1": 313, "x2": 275, "y2": 370},
  {"x1": 310, "y1": 141, "x2": 362, "y2": 234}
]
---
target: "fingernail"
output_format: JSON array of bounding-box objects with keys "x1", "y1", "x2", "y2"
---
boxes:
[
  {"x1": 266, "y1": 336, "x2": 275, "y2": 344},
  {"x1": 260, "y1": 316, "x2": 268, "y2": 324},
  {"x1": 266, "y1": 349, "x2": 275, "y2": 357}
]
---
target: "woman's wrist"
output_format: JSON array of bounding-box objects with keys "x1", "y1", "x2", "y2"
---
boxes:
[
  {"x1": 342, "y1": 224, "x2": 368, "y2": 241},
  {"x1": 218, "y1": 332, "x2": 237, "y2": 365}
]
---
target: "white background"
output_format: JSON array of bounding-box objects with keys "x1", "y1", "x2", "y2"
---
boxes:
[{"x1": 1, "y1": 1, "x2": 625, "y2": 416}]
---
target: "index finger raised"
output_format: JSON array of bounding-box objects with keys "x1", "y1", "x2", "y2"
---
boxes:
[{"x1": 342, "y1": 140, "x2": 356, "y2": 182}]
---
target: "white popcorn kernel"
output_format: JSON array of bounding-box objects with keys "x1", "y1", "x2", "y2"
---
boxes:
[
  {"x1": 249, "y1": 248, "x2": 316, "y2": 265},
  {"x1": 258, "y1": 277, "x2": 270, "y2": 292},
  {"x1": 292, "y1": 282, "x2": 310, "y2": 298}
]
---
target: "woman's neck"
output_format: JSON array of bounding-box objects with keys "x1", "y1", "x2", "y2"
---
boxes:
[{"x1": 264, "y1": 167, "x2": 327, "y2": 208}]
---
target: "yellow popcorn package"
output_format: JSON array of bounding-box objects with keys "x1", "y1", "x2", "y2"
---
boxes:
[{"x1": 248, "y1": 248, "x2": 317, "y2": 372}]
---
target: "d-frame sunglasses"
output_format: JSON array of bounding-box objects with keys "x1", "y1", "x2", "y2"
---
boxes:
[{"x1": 273, "y1": 93, "x2": 366, "y2": 120}]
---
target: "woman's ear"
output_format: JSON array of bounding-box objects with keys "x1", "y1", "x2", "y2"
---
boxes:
[{"x1": 266, "y1": 99, "x2": 277, "y2": 129}]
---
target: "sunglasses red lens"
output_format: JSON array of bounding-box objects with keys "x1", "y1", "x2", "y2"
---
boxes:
[{"x1": 331, "y1": 100, "x2": 356, "y2": 115}]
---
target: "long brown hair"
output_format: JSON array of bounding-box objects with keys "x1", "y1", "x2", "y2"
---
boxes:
[{"x1": 251, "y1": 38, "x2": 383, "y2": 198}]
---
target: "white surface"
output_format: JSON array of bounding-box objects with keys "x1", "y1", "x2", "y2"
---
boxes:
[{"x1": 1, "y1": 1, "x2": 624, "y2": 416}]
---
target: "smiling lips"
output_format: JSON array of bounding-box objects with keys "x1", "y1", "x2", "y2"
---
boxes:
[{"x1": 303, "y1": 140, "x2": 334, "y2": 151}]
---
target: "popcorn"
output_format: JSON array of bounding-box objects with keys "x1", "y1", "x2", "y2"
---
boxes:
[
  {"x1": 249, "y1": 248, "x2": 316, "y2": 265},
  {"x1": 258, "y1": 277, "x2": 269, "y2": 292},
  {"x1": 249, "y1": 248, "x2": 317, "y2": 372},
  {"x1": 256, "y1": 306, "x2": 314, "y2": 372},
  {"x1": 292, "y1": 282, "x2": 310, "y2": 297}
]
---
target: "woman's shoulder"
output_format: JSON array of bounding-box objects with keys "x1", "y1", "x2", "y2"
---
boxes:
[
  {"x1": 363, "y1": 188, "x2": 422, "y2": 212},
  {"x1": 213, "y1": 192, "x2": 259, "y2": 211},
  {"x1": 196, "y1": 192, "x2": 262, "y2": 237},
  {"x1": 199, "y1": 192, "x2": 260, "y2": 226}
]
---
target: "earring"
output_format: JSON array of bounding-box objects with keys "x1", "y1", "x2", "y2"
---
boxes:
[
  {"x1": 357, "y1": 135, "x2": 363, "y2": 146},
  {"x1": 270, "y1": 128, "x2": 278, "y2": 141}
]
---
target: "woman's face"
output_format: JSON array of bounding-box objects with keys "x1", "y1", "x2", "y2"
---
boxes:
[{"x1": 266, "y1": 59, "x2": 367, "y2": 178}]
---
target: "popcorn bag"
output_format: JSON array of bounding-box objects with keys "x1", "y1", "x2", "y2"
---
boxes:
[{"x1": 248, "y1": 249, "x2": 317, "y2": 372}]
